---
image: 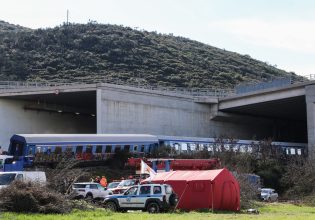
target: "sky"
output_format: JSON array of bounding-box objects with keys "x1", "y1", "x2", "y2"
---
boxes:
[{"x1": 0, "y1": 0, "x2": 314, "y2": 76}]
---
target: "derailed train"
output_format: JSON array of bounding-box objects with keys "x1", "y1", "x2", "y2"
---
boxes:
[{"x1": 5, "y1": 134, "x2": 307, "y2": 168}]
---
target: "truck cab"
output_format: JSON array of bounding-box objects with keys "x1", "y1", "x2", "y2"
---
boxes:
[{"x1": 0, "y1": 155, "x2": 24, "y2": 172}]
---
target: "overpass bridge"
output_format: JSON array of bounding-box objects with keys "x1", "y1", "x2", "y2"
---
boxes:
[
  {"x1": 0, "y1": 79, "x2": 314, "y2": 157},
  {"x1": 213, "y1": 81, "x2": 315, "y2": 157}
]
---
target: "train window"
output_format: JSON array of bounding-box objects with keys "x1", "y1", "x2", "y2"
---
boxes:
[
  {"x1": 297, "y1": 149, "x2": 302, "y2": 155},
  {"x1": 76, "y1": 146, "x2": 83, "y2": 153},
  {"x1": 86, "y1": 145, "x2": 93, "y2": 154},
  {"x1": 224, "y1": 144, "x2": 230, "y2": 151},
  {"x1": 96, "y1": 145, "x2": 102, "y2": 153},
  {"x1": 159, "y1": 141, "x2": 166, "y2": 147},
  {"x1": 28, "y1": 146, "x2": 33, "y2": 155},
  {"x1": 247, "y1": 146, "x2": 253, "y2": 153},
  {"x1": 47, "y1": 147, "x2": 52, "y2": 154},
  {"x1": 187, "y1": 144, "x2": 192, "y2": 152},
  {"x1": 36, "y1": 146, "x2": 41, "y2": 153},
  {"x1": 208, "y1": 144, "x2": 213, "y2": 152},
  {"x1": 181, "y1": 143, "x2": 187, "y2": 151},
  {"x1": 290, "y1": 148, "x2": 296, "y2": 155},
  {"x1": 55, "y1": 147, "x2": 62, "y2": 154},
  {"x1": 286, "y1": 148, "x2": 289, "y2": 155},
  {"x1": 105, "y1": 145, "x2": 112, "y2": 153},
  {"x1": 133, "y1": 145, "x2": 138, "y2": 152},
  {"x1": 115, "y1": 145, "x2": 121, "y2": 153},
  {"x1": 42, "y1": 146, "x2": 47, "y2": 153},
  {"x1": 140, "y1": 145, "x2": 145, "y2": 152},
  {"x1": 124, "y1": 145, "x2": 130, "y2": 152},
  {"x1": 202, "y1": 144, "x2": 207, "y2": 151},
  {"x1": 174, "y1": 143, "x2": 179, "y2": 151},
  {"x1": 65, "y1": 146, "x2": 72, "y2": 153},
  {"x1": 239, "y1": 145, "x2": 246, "y2": 153}
]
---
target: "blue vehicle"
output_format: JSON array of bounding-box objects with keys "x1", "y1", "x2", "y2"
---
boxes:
[{"x1": 0, "y1": 155, "x2": 24, "y2": 171}]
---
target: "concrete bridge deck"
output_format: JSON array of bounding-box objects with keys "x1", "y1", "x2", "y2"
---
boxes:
[{"x1": 0, "y1": 80, "x2": 314, "y2": 157}]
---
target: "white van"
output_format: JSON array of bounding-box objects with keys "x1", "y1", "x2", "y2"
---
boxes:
[{"x1": 0, "y1": 171, "x2": 46, "y2": 189}]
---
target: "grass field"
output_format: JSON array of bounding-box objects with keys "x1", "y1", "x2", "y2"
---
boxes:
[{"x1": 1, "y1": 202, "x2": 315, "y2": 220}]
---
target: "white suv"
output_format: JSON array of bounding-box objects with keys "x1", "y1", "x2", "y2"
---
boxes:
[
  {"x1": 71, "y1": 182, "x2": 113, "y2": 200},
  {"x1": 104, "y1": 184, "x2": 178, "y2": 213},
  {"x1": 260, "y1": 188, "x2": 278, "y2": 202}
]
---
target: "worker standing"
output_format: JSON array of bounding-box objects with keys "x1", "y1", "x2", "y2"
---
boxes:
[
  {"x1": 94, "y1": 176, "x2": 100, "y2": 183},
  {"x1": 100, "y1": 176, "x2": 107, "y2": 187}
]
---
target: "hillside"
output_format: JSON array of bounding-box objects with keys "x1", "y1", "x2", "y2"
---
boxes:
[
  {"x1": 0, "y1": 20, "x2": 29, "y2": 32},
  {"x1": 0, "y1": 21, "x2": 300, "y2": 88}
]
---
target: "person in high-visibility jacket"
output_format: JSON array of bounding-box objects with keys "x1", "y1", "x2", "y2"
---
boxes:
[{"x1": 100, "y1": 176, "x2": 107, "y2": 187}]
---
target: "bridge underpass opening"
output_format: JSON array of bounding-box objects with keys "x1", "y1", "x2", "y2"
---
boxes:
[
  {"x1": 219, "y1": 95, "x2": 307, "y2": 143},
  {"x1": 0, "y1": 91, "x2": 96, "y2": 147}
]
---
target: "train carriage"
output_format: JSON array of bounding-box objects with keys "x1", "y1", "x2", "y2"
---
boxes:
[
  {"x1": 9, "y1": 134, "x2": 159, "y2": 164},
  {"x1": 7, "y1": 134, "x2": 307, "y2": 167}
]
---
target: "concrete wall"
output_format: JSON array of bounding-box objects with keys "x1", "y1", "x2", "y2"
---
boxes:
[
  {"x1": 96, "y1": 85, "x2": 270, "y2": 139},
  {"x1": 208, "y1": 105, "x2": 274, "y2": 140},
  {"x1": 306, "y1": 85, "x2": 315, "y2": 157},
  {"x1": 97, "y1": 86, "x2": 211, "y2": 136},
  {"x1": 0, "y1": 99, "x2": 96, "y2": 148}
]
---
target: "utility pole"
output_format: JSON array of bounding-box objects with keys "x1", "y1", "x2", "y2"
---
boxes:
[{"x1": 67, "y1": 9, "x2": 69, "y2": 25}]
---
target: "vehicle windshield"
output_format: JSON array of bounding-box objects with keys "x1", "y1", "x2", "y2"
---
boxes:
[
  {"x1": 96, "y1": 184, "x2": 104, "y2": 190},
  {"x1": 118, "y1": 179, "x2": 136, "y2": 187},
  {"x1": 261, "y1": 189, "x2": 271, "y2": 194},
  {"x1": 107, "y1": 182, "x2": 120, "y2": 189},
  {"x1": 124, "y1": 186, "x2": 138, "y2": 195},
  {"x1": 0, "y1": 173, "x2": 16, "y2": 185},
  {"x1": 165, "y1": 184, "x2": 173, "y2": 194},
  {"x1": 73, "y1": 184, "x2": 87, "y2": 189}
]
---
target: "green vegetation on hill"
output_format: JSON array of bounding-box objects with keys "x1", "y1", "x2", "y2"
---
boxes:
[
  {"x1": 0, "y1": 20, "x2": 30, "y2": 32},
  {"x1": 0, "y1": 21, "x2": 299, "y2": 88}
]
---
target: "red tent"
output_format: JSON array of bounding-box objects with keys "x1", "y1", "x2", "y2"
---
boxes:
[{"x1": 143, "y1": 168, "x2": 240, "y2": 211}]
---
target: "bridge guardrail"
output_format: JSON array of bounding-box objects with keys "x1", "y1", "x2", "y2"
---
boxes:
[
  {"x1": 0, "y1": 80, "x2": 234, "y2": 97},
  {"x1": 0, "y1": 74, "x2": 312, "y2": 97}
]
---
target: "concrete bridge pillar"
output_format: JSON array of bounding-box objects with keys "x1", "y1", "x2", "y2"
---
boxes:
[{"x1": 306, "y1": 85, "x2": 315, "y2": 158}]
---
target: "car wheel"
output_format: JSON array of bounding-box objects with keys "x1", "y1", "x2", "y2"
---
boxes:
[
  {"x1": 267, "y1": 197, "x2": 271, "y2": 202},
  {"x1": 85, "y1": 193, "x2": 94, "y2": 202},
  {"x1": 147, "y1": 202, "x2": 160, "y2": 213},
  {"x1": 105, "y1": 201, "x2": 118, "y2": 212}
]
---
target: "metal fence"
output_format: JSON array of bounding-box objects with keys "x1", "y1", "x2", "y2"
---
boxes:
[
  {"x1": 235, "y1": 74, "x2": 314, "y2": 95},
  {"x1": 236, "y1": 78, "x2": 292, "y2": 94},
  {"x1": 0, "y1": 74, "x2": 313, "y2": 97}
]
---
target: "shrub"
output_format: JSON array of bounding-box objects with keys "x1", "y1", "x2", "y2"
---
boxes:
[
  {"x1": 0, "y1": 181, "x2": 72, "y2": 213},
  {"x1": 236, "y1": 175, "x2": 260, "y2": 209},
  {"x1": 281, "y1": 158, "x2": 315, "y2": 198}
]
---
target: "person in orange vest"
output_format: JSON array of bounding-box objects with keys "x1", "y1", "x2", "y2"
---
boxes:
[{"x1": 100, "y1": 176, "x2": 107, "y2": 187}]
